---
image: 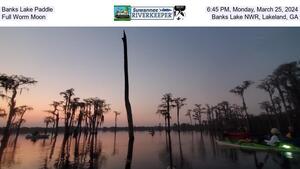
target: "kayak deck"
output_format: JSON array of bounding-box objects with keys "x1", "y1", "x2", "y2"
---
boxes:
[{"x1": 216, "y1": 140, "x2": 300, "y2": 153}]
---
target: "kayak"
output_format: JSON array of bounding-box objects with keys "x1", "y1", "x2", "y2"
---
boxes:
[
  {"x1": 148, "y1": 130, "x2": 155, "y2": 136},
  {"x1": 223, "y1": 132, "x2": 250, "y2": 139},
  {"x1": 216, "y1": 140, "x2": 300, "y2": 153}
]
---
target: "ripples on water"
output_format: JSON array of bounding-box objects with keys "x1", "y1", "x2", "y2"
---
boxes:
[{"x1": 0, "y1": 131, "x2": 299, "y2": 169}]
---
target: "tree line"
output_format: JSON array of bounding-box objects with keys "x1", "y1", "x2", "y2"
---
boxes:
[{"x1": 156, "y1": 61, "x2": 300, "y2": 136}]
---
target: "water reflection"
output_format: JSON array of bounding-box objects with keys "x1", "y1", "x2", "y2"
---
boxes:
[
  {"x1": 178, "y1": 132, "x2": 184, "y2": 167},
  {"x1": 253, "y1": 152, "x2": 269, "y2": 169},
  {"x1": 52, "y1": 133, "x2": 108, "y2": 169},
  {"x1": 198, "y1": 134, "x2": 207, "y2": 160},
  {"x1": 0, "y1": 139, "x2": 18, "y2": 168},
  {"x1": 112, "y1": 131, "x2": 118, "y2": 156},
  {"x1": 0, "y1": 132, "x2": 299, "y2": 169},
  {"x1": 125, "y1": 138, "x2": 134, "y2": 169}
]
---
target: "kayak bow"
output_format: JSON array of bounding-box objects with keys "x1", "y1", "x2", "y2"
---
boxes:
[{"x1": 216, "y1": 140, "x2": 300, "y2": 153}]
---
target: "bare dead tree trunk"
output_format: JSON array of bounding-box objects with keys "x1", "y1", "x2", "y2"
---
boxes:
[
  {"x1": 166, "y1": 97, "x2": 173, "y2": 168},
  {"x1": 122, "y1": 31, "x2": 135, "y2": 169},
  {"x1": 242, "y1": 95, "x2": 251, "y2": 131},
  {"x1": 176, "y1": 107, "x2": 180, "y2": 133},
  {"x1": 122, "y1": 31, "x2": 134, "y2": 140}
]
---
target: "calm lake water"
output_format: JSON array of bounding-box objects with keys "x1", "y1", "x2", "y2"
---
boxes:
[{"x1": 0, "y1": 131, "x2": 299, "y2": 169}]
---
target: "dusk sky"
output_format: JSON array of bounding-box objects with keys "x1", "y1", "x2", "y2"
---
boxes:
[{"x1": 0, "y1": 28, "x2": 299, "y2": 127}]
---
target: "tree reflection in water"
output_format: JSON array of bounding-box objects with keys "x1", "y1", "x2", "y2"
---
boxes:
[
  {"x1": 0, "y1": 132, "x2": 299, "y2": 169},
  {"x1": 176, "y1": 132, "x2": 192, "y2": 169},
  {"x1": 159, "y1": 132, "x2": 195, "y2": 169},
  {"x1": 51, "y1": 133, "x2": 107, "y2": 169},
  {"x1": 158, "y1": 140, "x2": 171, "y2": 168},
  {"x1": 253, "y1": 152, "x2": 269, "y2": 169},
  {"x1": 198, "y1": 134, "x2": 207, "y2": 161},
  {"x1": 178, "y1": 132, "x2": 184, "y2": 167},
  {"x1": 112, "y1": 131, "x2": 118, "y2": 156},
  {"x1": 209, "y1": 133, "x2": 217, "y2": 159},
  {"x1": 0, "y1": 131, "x2": 107, "y2": 169},
  {"x1": 125, "y1": 138, "x2": 134, "y2": 169},
  {"x1": 0, "y1": 137, "x2": 18, "y2": 168}
]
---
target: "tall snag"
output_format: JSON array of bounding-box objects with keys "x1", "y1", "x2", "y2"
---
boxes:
[
  {"x1": 122, "y1": 31, "x2": 134, "y2": 140},
  {"x1": 122, "y1": 31, "x2": 134, "y2": 169}
]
